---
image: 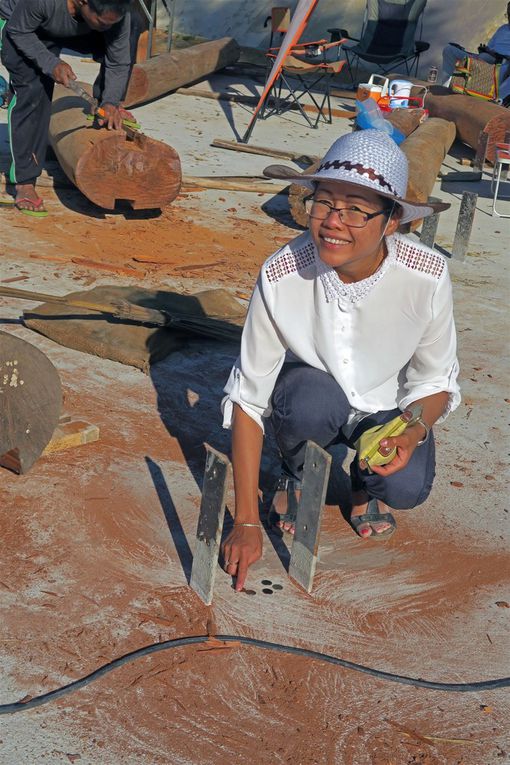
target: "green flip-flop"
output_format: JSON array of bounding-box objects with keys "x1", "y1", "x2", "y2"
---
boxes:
[{"x1": 15, "y1": 197, "x2": 49, "y2": 218}]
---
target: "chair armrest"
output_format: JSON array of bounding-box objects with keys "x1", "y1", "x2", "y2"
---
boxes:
[
  {"x1": 328, "y1": 26, "x2": 358, "y2": 42},
  {"x1": 322, "y1": 39, "x2": 348, "y2": 51}
]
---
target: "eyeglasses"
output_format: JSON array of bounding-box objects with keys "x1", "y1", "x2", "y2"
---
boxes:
[{"x1": 304, "y1": 198, "x2": 390, "y2": 228}]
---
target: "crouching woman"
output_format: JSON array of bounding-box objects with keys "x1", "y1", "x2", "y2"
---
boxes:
[{"x1": 221, "y1": 129, "x2": 460, "y2": 591}]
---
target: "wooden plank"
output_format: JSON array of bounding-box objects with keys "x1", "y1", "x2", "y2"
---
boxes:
[
  {"x1": 441, "y1": 130, "x2": 488, "y2": 182},
  {"x1": 181, "y1": 175, "x2": 287, "y2": 194},
  {"x1": 289, "y1": 442, "x2": 332, "y2": 594},
  {"x1": 211, "y1": 138, "x2": 319, "y2": 165},
  {"x1": 43, "y1": 419, "x2": 99, "y2": 455},
  {"x1": 190, "y1": 446, "x2": 230, "y2": 605},
  {"x1": 177, "y1": 87, "x2": 353, "y2": 120}
]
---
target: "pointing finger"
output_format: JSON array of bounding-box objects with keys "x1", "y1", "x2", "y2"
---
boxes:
[{"x1": 235, "y1": 558, "x2": 249, "y2": 591}]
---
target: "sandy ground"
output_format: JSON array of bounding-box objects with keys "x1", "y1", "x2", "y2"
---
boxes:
[{"x1": 0, "y1": 58, "x2": 509, "y2": 765}]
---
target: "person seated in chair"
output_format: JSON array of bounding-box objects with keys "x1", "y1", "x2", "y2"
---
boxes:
[
  {"x1": 220, "y1": 129, "x2": 460, "y2": 592},
  {"x1": 0, "y1": 0, "x2": 139, "y2": 217},
  {"x1": 441, "y1": 2, "x2": 510, "y2": 90}
]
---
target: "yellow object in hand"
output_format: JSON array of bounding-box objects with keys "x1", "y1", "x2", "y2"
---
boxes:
[{"x1": 354, "y1": 405, "x2": 422, "y2": 472}]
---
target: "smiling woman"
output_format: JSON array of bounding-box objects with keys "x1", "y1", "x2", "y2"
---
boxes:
[{"x1": 220, "y1": 129, "x2": 460, "y2": 589}]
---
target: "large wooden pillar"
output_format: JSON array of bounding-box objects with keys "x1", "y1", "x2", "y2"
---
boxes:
[{"x1": 49, "y1": 85, "x2": 181, "y2": 210}]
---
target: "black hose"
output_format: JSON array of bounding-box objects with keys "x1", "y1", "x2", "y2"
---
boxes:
[{"x1": 1, "y1": 633, "x2": 509, "y2": 715}]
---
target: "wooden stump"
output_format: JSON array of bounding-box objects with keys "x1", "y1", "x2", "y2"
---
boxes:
[
  {"x1": 0, "y1": 332, "x2": 62, "y2": 474},
  {"x1": 49, "y1": 85, "x2": 182, "y2": 210},
  {"x1": 124, "y1": 37, "x2": 241, "y2": 108}
]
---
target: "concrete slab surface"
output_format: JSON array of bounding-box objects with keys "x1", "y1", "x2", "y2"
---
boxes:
[{"x1": 0, "y1": 51, "x2": 509, "y2": 765}]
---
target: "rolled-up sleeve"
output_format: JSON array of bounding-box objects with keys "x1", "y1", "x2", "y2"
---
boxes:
[
  {"x1": 222, "y1": 274, "x2": 287, "y2": 431},
  {"x1": 399, "y1": 266, "x2": 460, "y2": 420}
]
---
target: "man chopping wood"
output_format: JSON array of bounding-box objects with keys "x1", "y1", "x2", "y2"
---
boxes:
[{"x1": 0, "y1": 0, "x2": 137, "y2": 217}]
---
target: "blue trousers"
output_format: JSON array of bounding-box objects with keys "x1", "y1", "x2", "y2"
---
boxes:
[{"x1": 269, "y1": 363, "x2": 436, "y2": 510}]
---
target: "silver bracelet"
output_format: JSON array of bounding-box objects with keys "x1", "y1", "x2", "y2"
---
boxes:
[
  {"x1": 415, "y1": 416, "x2": 430, "y2": 446},
  {"x1": 233, "y1": 522, "x2": 261, "y2": 528}
]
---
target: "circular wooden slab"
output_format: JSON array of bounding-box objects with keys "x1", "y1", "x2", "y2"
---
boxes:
[{"x1": 0, "y1": 332, "x2": 62, "y2": 474}]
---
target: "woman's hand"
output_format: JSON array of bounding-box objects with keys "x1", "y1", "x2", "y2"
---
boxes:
[
  {"x1": 221, "y1": 525, "x2": 263, "y2": 591},
  {"x1": 369, "y1": 425, "x2": 423, "y2": 477}
]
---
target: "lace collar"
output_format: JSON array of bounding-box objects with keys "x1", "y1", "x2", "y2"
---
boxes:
[{"x1": 317, "y1": 234, "x2": 398, "y2": 304}]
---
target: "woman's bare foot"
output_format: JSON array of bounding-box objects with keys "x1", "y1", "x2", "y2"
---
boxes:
[
  {"x1": 269, "y1": 477, "x2": 301, "y2": 535},
  {"x1": 351, "y1": 489, "x2": 393, "y2": 537}
]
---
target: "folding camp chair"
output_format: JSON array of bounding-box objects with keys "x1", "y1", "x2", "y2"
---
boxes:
[
  {"x1": 260, "y1": 8, "x2": 346, "y2": 129},
  {"x1": 328, "y1": 0, "x2": 429, "y2": 86}
]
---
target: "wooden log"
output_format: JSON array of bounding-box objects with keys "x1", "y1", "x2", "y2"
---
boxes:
[
  {"x1": 385, "y1": 108, "x2": 428, "y2": 137},
  {"x1": 124, "y1": 37, "x2": 241, "y2": 108},
  {"x1": 287, "y1": 118, "x2": 456, "y2": 229},
  {"x1": 422, "y1": 86, "x2": 510, "y2": 164},
  {"x1": 401, "y1": 118, "x2": 456, "y2": 205},
  {"x1": 49, "y1": 85, "x2": 181, "y2": 210}
]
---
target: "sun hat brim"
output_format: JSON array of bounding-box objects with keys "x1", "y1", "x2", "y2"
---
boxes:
[{"x1": 263, "y1": 163, "x2": 450, "y2": 224}]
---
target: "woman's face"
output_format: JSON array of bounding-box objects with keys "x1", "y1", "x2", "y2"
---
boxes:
[{"x1": 308, "y1": 180, "x2": 400, "y2": 275}]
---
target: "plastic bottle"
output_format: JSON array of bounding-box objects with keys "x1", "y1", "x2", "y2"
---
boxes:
[{"x1": 355, "y1": 99, "x2": 406, "y2": 145}]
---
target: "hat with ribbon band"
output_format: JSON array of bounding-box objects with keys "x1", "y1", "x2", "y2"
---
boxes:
[{"x1": 263, "y1": 129, "x2": 450, "y2": 225}]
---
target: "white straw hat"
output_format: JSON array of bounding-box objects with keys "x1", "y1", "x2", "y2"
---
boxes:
[{"x1": 264, "y1": 129, "x2": 450, "y2": 224}]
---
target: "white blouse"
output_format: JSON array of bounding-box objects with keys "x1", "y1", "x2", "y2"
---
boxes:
[{"x1": 222, "y1": 231, "x2": 460, "y2": 435}]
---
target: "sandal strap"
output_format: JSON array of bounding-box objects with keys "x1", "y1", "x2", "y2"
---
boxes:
[
  {"x1": 16, "y1": 197, "x2": 44, "y2": 209},
  {"x1": 353, "y1": 511, "x2": 395, "y2": 525},
  {"x1": 274, "y1": 474, "x2": 302, "y2": 492},
  {"x1": 353, "y1": 499, "x2": 396, "y2": 527},
  {"x1": 270, "y1": 474, "x2": 302, "y2": 525}
]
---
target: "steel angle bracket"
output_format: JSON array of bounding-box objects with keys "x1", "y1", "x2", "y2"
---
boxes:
[
  {"x1": 190, "y1": 445, "x2": 230, "y2": 605},
  {"x1": 289, "y1": 442, "x2": 332, "y2": 593}
]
